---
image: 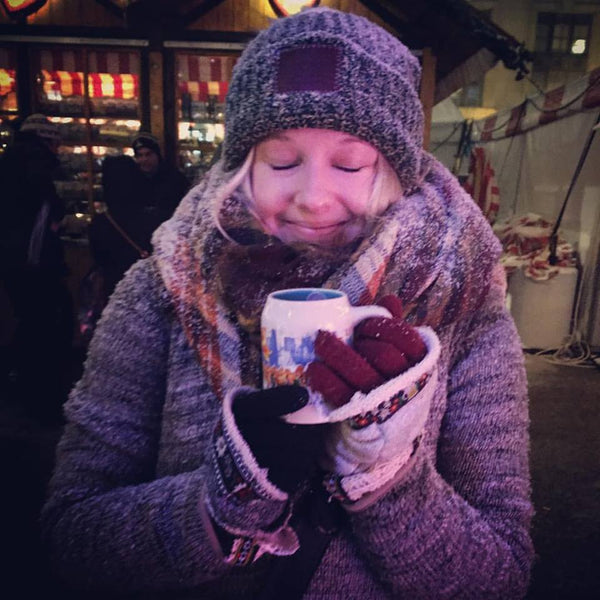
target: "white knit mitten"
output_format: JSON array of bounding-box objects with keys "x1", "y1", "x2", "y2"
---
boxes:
[{"x1": 320, "y1": 326, "x2": 440, "y2": 504}]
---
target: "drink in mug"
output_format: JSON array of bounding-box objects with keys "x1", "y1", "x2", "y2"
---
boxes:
[{"x1": 261, "y1": 288, "x2": 391, "y2": 389}]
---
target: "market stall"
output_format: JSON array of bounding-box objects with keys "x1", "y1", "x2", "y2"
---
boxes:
[
  {"x1": 175, "y1": 52, "x2": 236, "y2": 183},
  {"x1": 32, "y1": 47, "x2": 142, "y2": 215},
  {"x1": 0, "y1": 46, "x2": 18, "y2": 154},
  {"x1": 450, "y1": 69, "x2": 600, "y2": 349}
]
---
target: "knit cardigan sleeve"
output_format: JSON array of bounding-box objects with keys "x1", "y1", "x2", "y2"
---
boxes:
[
  {"x1": 347, "y1": 278, "x2": 534, "y2": 599},
  {"x1": 41, "y1": 259, "x2": 232, "y2": 592}
]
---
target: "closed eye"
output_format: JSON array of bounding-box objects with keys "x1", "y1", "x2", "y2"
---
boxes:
[
  {"x1": 335, "y1": 165, "x2": 363, "y2": 173},
  {"x1": 271, "y1": 163, "x2": 299, "y2": 171}
]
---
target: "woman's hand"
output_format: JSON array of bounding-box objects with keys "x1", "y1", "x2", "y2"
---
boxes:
[
  {"x1": 205, "y1": 385, "x2": 329, "y2": 564},
  {"x1": 305, "y1": 295, "x2": 426, "y2": 407},
  {"x1": 232, "y1": 386, "x2": 328, "y2": 494},
  {"x1": 304, "y1": 295, "x2": 440, "y2": 505}
]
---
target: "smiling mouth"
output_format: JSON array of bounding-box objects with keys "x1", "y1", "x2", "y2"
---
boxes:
[{"x1": 285, "y1": 222, "x2": 346, "y2": 233}]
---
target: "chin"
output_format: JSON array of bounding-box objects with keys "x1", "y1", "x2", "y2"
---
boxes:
[{"x1": 273, "y1": 220, "x2": 366, "y2": 248}]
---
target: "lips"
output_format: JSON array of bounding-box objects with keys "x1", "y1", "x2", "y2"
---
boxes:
[
  {"x1": 282, "y1": 221, "x2": 346, "y2": 241},
  {"x1": 285, "y1": 221, "x2": 346, "y2": 233}
]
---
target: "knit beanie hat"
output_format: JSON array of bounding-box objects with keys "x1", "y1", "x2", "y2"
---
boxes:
[
  {"x1": 223, "y1": 7, "x2": 425, "y2": 193},
  {"x1": 132, "y1": 132, "x2": 162, "y2": 158},
  {"x1": 20, "y1": 113, "x2": 61, "y2": 144}
]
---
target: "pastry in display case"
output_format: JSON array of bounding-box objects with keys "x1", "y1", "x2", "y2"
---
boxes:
[
  {"x1": 52, "y1": 117, "x2": 139, "y2": 214},
  {"x1": 32, "y1": 48, "x2": 142, "y2": 227},
  {"x1": 176, "y1": 53, "x2": 237, "y2": 183},
  {"x1": 1, "y1": 47, "x2": 18, "y2": 156},
  {"x1": 0, "y1": 116, "x2": 15, "y2": 155}
]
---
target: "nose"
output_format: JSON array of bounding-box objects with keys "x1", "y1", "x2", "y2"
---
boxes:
[{"x1": 294, "y1": 163, "x2": 333, "y2": 214}]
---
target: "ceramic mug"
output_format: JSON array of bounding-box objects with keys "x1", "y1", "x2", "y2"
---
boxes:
[{"x1": 261, "y1": 288, "x2": 391, "y2": 390}]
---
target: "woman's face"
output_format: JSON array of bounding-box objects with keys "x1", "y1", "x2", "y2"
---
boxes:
[{"x1": 250, "y1": 128, "x2": 379, "y2": 247}]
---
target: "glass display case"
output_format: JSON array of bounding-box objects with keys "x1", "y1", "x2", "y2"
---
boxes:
[
  {"x1": 176, "y1": 53, "x2": 237, "y2": 183},
  {"x1": 32, "y1": 47, "x2": 142, "y2": 221},
  {"x1": 0, "y1": 46, "x2": 19, "y2": 156}
]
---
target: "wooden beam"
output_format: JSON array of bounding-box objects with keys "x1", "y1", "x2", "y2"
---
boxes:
[
  {"x1": 148, "y1": 50, "x2": 165, "y2": 154},
  {"x1": 420, "y1": 46, "x2": 436, "y2": 151},
  {"x1": 180, "y1": 0, "x2": 228, "y2": 28},
  {"x1": 93, "y1": 0, "x2": 125, "y2": 20},
  {"x1": 358, "y1": 0, "x2": 410, "y2": 34}
]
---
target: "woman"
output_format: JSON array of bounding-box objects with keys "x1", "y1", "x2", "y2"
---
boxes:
[{"x1": 42, "y1": 8, "x2": 533, "y2": 598}]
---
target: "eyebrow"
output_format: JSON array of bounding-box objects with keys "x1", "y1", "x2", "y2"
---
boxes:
[
  {"x1": 338, "y1": 136, "x2": 375, "y2": 149},
  {"x1": 267, "y1": 132, "x2": 373, "y2": 149},
  {"x1": 267, "y1": 132, "x2": 291, "y2": 142}
]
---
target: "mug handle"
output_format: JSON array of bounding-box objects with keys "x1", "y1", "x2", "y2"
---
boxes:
[{"x1": 348, "y1": 304, "x2": 392, "y2": 328}]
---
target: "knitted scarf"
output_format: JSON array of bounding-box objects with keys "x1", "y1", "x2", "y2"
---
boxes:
[{"x1": 152, "y1": 155, "x2": 501, "y2": 403}]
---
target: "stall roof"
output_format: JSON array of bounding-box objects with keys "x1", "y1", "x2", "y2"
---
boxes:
[
  {"x1": 359, "y1": 0, "x2": 531, "y2": 103},
  {"x1": 121, "y1": 0, "x2": 531, "y2": 103},
  {"x1": 11, "y1": 0, "x2": 529, "y2": 104}
]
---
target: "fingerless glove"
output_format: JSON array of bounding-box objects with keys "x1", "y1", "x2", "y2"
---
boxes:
[{"x1": 205, "y1": 385, "x2": 328, "y2": 564}]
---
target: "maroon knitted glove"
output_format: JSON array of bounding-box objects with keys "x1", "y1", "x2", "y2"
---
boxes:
[
  {"x1": 354, "y1": 317, "x2": 426, "y2": 364},
  {"x1": 305, "y1": 295, "x2": 426, "y2": 408}
]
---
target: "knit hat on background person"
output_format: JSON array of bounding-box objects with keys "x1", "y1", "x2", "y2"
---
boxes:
[
  {"x1": 223, "y1": 7, "x2": 425, "y2": 193},
  {"x1": 132, "y1": 132, "x2": 162, "y2": 159},
  {"x1": 20, "y1": 113, "x2": 61, "y2": 144}
]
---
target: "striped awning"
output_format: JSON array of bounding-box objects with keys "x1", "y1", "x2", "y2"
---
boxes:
[
  {"x1": 35, "y1": 48, "x2": 140, "y2": 76},
  {"x1": 177, "y1": 54, "x2": 236, "y2": 102},
  {"x1": 41, "y1": 69, "x2": 139, "y2": 99},
  {"x1": 477, "y1": 67, "x2": 600, "y2": 142},
  {"x1": 179, "y1": 80, "x2": 228, "y2": 102},
  {"x1": 177, "y1": 54, "x2": 236, "y2": 82},
  {"x1": 0, "y1": 68, "x2": 16, "y2": 96}
]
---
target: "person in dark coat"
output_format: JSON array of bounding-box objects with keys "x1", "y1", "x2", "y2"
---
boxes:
[
  {"x1": 0, "y1": 113, "x2": 72, "y2": 421},
  {"x1": 0, "y1": 114, "x2": 65, "y2": 275},
  {"x1": 132, "y1": 131, "x2": 190, "y2": 230},
  {"x1": 87, "y1": 135, "x2": 190, "y2": 301},
  {"x1": 83, "y1": 141, "x2": 190, "y2": 344},
  {"x1": 88, "y1": 155, "x2": 151, "y2": 298}
]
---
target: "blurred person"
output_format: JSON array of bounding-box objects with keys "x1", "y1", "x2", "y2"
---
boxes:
[
  {"x1": 81, "y1": 147, "x2": 188, "y2": 344},
  {"x1": 132, "y1": 131, "x2": 190, "y2": 229},
  {"x1": 0, "y1": 113, "x2": 72, "y2": 421},
  {"x1": 88, "y1": 155, "x2": 151, "y2": 297}
]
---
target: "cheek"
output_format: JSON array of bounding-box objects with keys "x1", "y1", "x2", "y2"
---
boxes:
[
  {"x1": 251, "y1": 167, "x2": 291, "y2": 217},
  {"x1": 252, "y1": 193, "x2": 279, "y2": 221},
  {"x1": 342, "y1": 177, "x2": 374, "y2": 216}
]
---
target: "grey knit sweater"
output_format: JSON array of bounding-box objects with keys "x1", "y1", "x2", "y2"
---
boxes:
[{"x1": 42, "y1": 247, "x2": 533, "y2": 598}]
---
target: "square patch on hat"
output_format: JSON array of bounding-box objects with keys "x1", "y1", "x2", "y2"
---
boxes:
[{"x1": 277, "y1": 45, "x2": 340, "y2": 93}]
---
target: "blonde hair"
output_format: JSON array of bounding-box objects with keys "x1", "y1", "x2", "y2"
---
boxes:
[
  {"x1": 212, "y1": 148, "x2": 255, "y2": 241},
  {"x1": 213, "y1": 144, "x2": 403, "y2": 241}
]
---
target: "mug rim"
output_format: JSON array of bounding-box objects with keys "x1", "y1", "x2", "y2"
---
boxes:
[{"x1": 269, "y1": 288, "x2": 346, "y2": 302}]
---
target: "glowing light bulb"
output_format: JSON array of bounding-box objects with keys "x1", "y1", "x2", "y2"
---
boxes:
[{"x1": 571, "y1": 39, "x2": 586, "y2": 54}]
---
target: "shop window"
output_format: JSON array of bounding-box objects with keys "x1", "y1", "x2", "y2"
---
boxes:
[
  {"x1": 176, "y1": 53, "x2": 237, "y2": 183},
  {"x1": 0, "y1": 46, "x2": 19, "y2": 156},
  {"x1": 535, "y1": 13, "x2": 592, "y2": 55},
  {"x1": 533, "y1": 13, "x2": 592, "y2": 91},
  {"x1": 32, "y1": 47, "x2": 142, "y2": 222}
]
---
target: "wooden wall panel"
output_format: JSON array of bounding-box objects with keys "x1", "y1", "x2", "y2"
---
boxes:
[
  {"x1": 0, "y1": 0, "x2": 391, "y2": 35},
  {"x1": 189, "y1": 0, "x2": 389, "y2": 33},
  {"x1": 27, "y1": 0, "x2": 125, "y2": 28},
  {"x1": 149, "y1": 50, "x2": 164, "y2": 149},
  {"x1": 420, "y1": 47, "x2": 436, "y2": 151},
  {"x1": 338, "y1": 0, "x2": 386, "y2": 26}
]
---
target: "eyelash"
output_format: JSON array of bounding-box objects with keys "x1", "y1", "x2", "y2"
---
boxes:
[
  {"x1": 270, "y1": 164, "x2": 363, "y2": 173},
  {"x1": 271, "y1": 164, "x2": 298, "y2": 171}
]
